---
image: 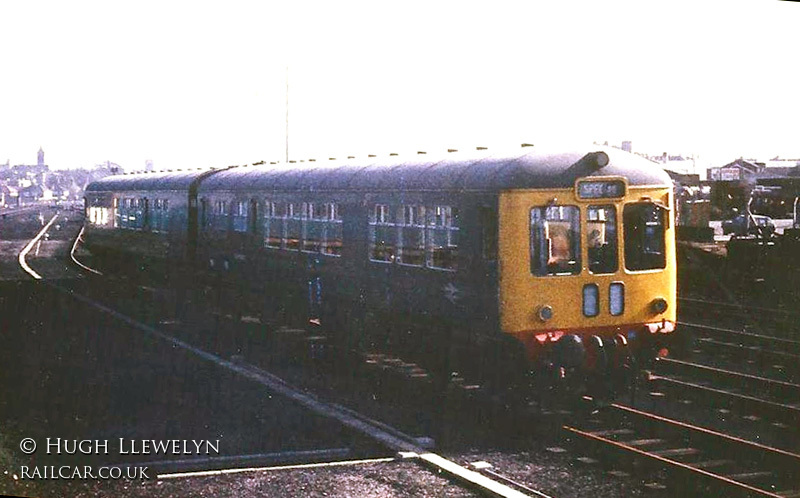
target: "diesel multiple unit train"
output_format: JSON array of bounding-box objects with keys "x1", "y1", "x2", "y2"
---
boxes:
[{"x1": 83, "y1": 145, "x2": 677, "y2": 391}]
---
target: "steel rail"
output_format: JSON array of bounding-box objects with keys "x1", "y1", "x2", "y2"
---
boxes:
[
  {"x1": 695, "y1": 337, "x2": 800, "y2": 368},
  {"x1": 70, "y1": 226, "x2": 103, "y2": 275},
  {"x1": 612, "y1": 403, "x2": 800, "y2": 468},
  {"x1": 564, "y1": 426, "x2": 784, "y2": 498},
  {"x1": 679, "y1": 321, "x2": 800, "y2": 351},
  {"x1": 648, "y1": 375, "x2": 800, "y2": 426},
  {"x1": 18, "y1": 213, "x2": 59, "y2": 279},
  {"x1": 565, "y1": 403, "x2": 800, "y2": 497},
  {"x1": 654, "y1": 356, "x2": 800, "y2": 400},
  {"x1": 678, "y1": 297, "x2": 799, "y2": 319},
  {"x1": 158, "y1": 456, "x2": 398, "y2": 480}
]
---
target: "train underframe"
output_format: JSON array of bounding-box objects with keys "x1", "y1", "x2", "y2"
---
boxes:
[{"x1": 86, "y1": 246, "x2": 675, "y2": 406}]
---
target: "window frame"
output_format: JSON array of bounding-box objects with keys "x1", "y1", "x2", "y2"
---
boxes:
[{"x1": 529, "y1": 204, "x2": 582, "y2": 277}]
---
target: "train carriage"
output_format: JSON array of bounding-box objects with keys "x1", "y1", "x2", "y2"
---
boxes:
[
  {"x1": 84, "y1": 170, "x2": 214, "y2": 277},
  {"x1": 83, "y1": 145, "x2": 677, "y2": 391}
]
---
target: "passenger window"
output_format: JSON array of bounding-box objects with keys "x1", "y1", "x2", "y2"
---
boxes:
[
  {"x1": 150, "y1": 198, "x2": 170, "y2": 232},
  {"x1": 303, "y1": 203, "x2": 324, "y2": 253},
  {"x1": 530, "y1": 205, "x2": 581, "y2": 276},
  {"x1": 428, "y1": 205, "x2": 458, "y2": 271},
  {"x1": 112, "y1": 197, "x2": 119, "y2": 228},
  {"x1": 369, "y1": 204, "x2": 395, "y2": 262},
  {"x1": 264, "y1": 201, "x2": 284, "y2": 248},
  {"x1": 88, "y1": 206, "x2": 110, "y2": 226},
  {"x1": 322, "y1": 203, "x2": 343, "y2": 257},
  {"x1": 285, "y1": 203, "x2": 301, "y2": 250},
  {"x1": 587, "y1": 205, "x2": 618, "y2": 274},
  {"x1": 211, "y1": 200, "x2": 228, "y2": 231},
  {"x1": 233, "y1": 200, "x2": 248, "y2": 232},
  {"x1": 398, "y1": 205, "x2": 425, "y2": 266}
]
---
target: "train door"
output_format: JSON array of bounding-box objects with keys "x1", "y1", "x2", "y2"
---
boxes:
[
  {"x1": 142, "y1": 197, "x2": 150, "y2": 230},
  {"x1": 248, "y1": 199, "x2": 258, "y2": 235},
  {"x1": 247, "y1": 198, "x2": 259, "y2": 254}
]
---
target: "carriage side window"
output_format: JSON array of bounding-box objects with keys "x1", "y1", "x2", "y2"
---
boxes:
[
  {"x1": 587, "y1": 205, "x2": 618, "y2": 274},
  {"x1": 117, "y1": 197, "x2": 130, "y2": 229},
  {"x1": 530, "y1": 205, "x2": 581, "y2": 276},
  {"x1": 112, "y1": 197, "x2": 119, "y2": 228},
  {"x1": 624, "y1": 203, "x2": 666, "y2": 271},
  {"x1": 233, "y1": 200, "x2": 248, "y2": 233},
  {"x1": 398, "y1": 205, "x2": 425, "y2": 266},
  {"x1": 264, "y1": 201, "x2": 285, "y2": 249},
  {"x1": 285, "y1": 203, "x2": 302, "y2": 250},
  {"x1": 322, "y1": 203, "x2": 343, "y2": 257},
  {"x1": 88, "y1": 205, "x2": 110, "y2": 226},
  {"x1": 135, "y1": 198, "x2": 144, "y2": 229},
  {"x1": 369, "y1": 204, "x2": 395, "y2": 262},
  {"x1": 120, "y1": 197, "x2": 145, "y2": 230},
  {"x1": 210, "y1": 199, "x2": 228, "y2": 231},
  {"x1": 151, "y1": 198, "x2": 170, "y2": 232},
  {"x1": 303, "y1": 203, "x2": 326, "y2": 253},
  {"x1": 427, "y1": 205, "x2": 458, "y2": 271}
]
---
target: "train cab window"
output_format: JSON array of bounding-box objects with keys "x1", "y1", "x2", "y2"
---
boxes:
[
  {"x1": 530, "y1": 205, "x2": 581, "y2": 276},
  {"x1": 286, "y1": 203, "x2": 302, "y2": 250},
  {"x1": 398, "y1": 205, "x2": 425, "y2": 266},
  {"x1": 587, "y1": 205, "x2": 618, "y2": 274},
  {"x1": 623, "y1": 203, "x2": 666, "y2": 271},
  {"x1": 428, "y1": 205, "x2": 458, "y2": 271},
  {"x1": 264, "y1": 201, "x2": 284, "y2": 248},
  {"x1": 233, "y1": 200, "x2": 248, "y2": 232},
  {"x1": 369, "y1": 204, "x2": 396, "y2": 262}
]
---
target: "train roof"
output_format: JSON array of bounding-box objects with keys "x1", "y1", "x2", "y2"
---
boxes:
[
  {"x1": 85, "y1": 170, "x2": 210, "y2": 192},
  {"x1": 86, "y1": 146, "x2": 672, "y2": 194}
]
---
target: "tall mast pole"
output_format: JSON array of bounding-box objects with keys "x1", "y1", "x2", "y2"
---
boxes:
[{"x1": 285, "y1": 65, "x2": 289, "y2": 163}]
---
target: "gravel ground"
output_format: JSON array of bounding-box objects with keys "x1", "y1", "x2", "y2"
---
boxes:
[{"x1": 4, "y1": 460, "x2": 481, "y2": 498}]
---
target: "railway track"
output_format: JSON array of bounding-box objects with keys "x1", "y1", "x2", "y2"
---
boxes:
[
  {"x1": 678, "y1": 321, "x2": 800, "y2": 383},
  {"x1": 679, "y1": 297, "x2": 800, "y2": 337},
  {"x1": 566, "y1": 403, "x2": 800, "y2": 497},
  {"x1": 650, "y1": 357, "x2": 800, "y2": 425}
]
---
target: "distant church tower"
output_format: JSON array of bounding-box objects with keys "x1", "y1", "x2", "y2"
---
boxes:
[{"x1": 37, "y1": 147, "x2": 45, "y2": 167}]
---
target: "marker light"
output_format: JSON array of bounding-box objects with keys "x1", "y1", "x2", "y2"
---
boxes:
[
  {"x1": 650, "y1": 297, "x2": 668, "y2": 314},
  {"x1": 538, "y1": 305, "x2": 554, "y2": 322},
  {"x1": 594, "y1": 151, "x2": 610, "y2": 168}
]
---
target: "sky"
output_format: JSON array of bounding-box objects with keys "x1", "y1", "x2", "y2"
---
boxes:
[{"x1": 0, "y1": 0, "x2": 798, "y2": 173}]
